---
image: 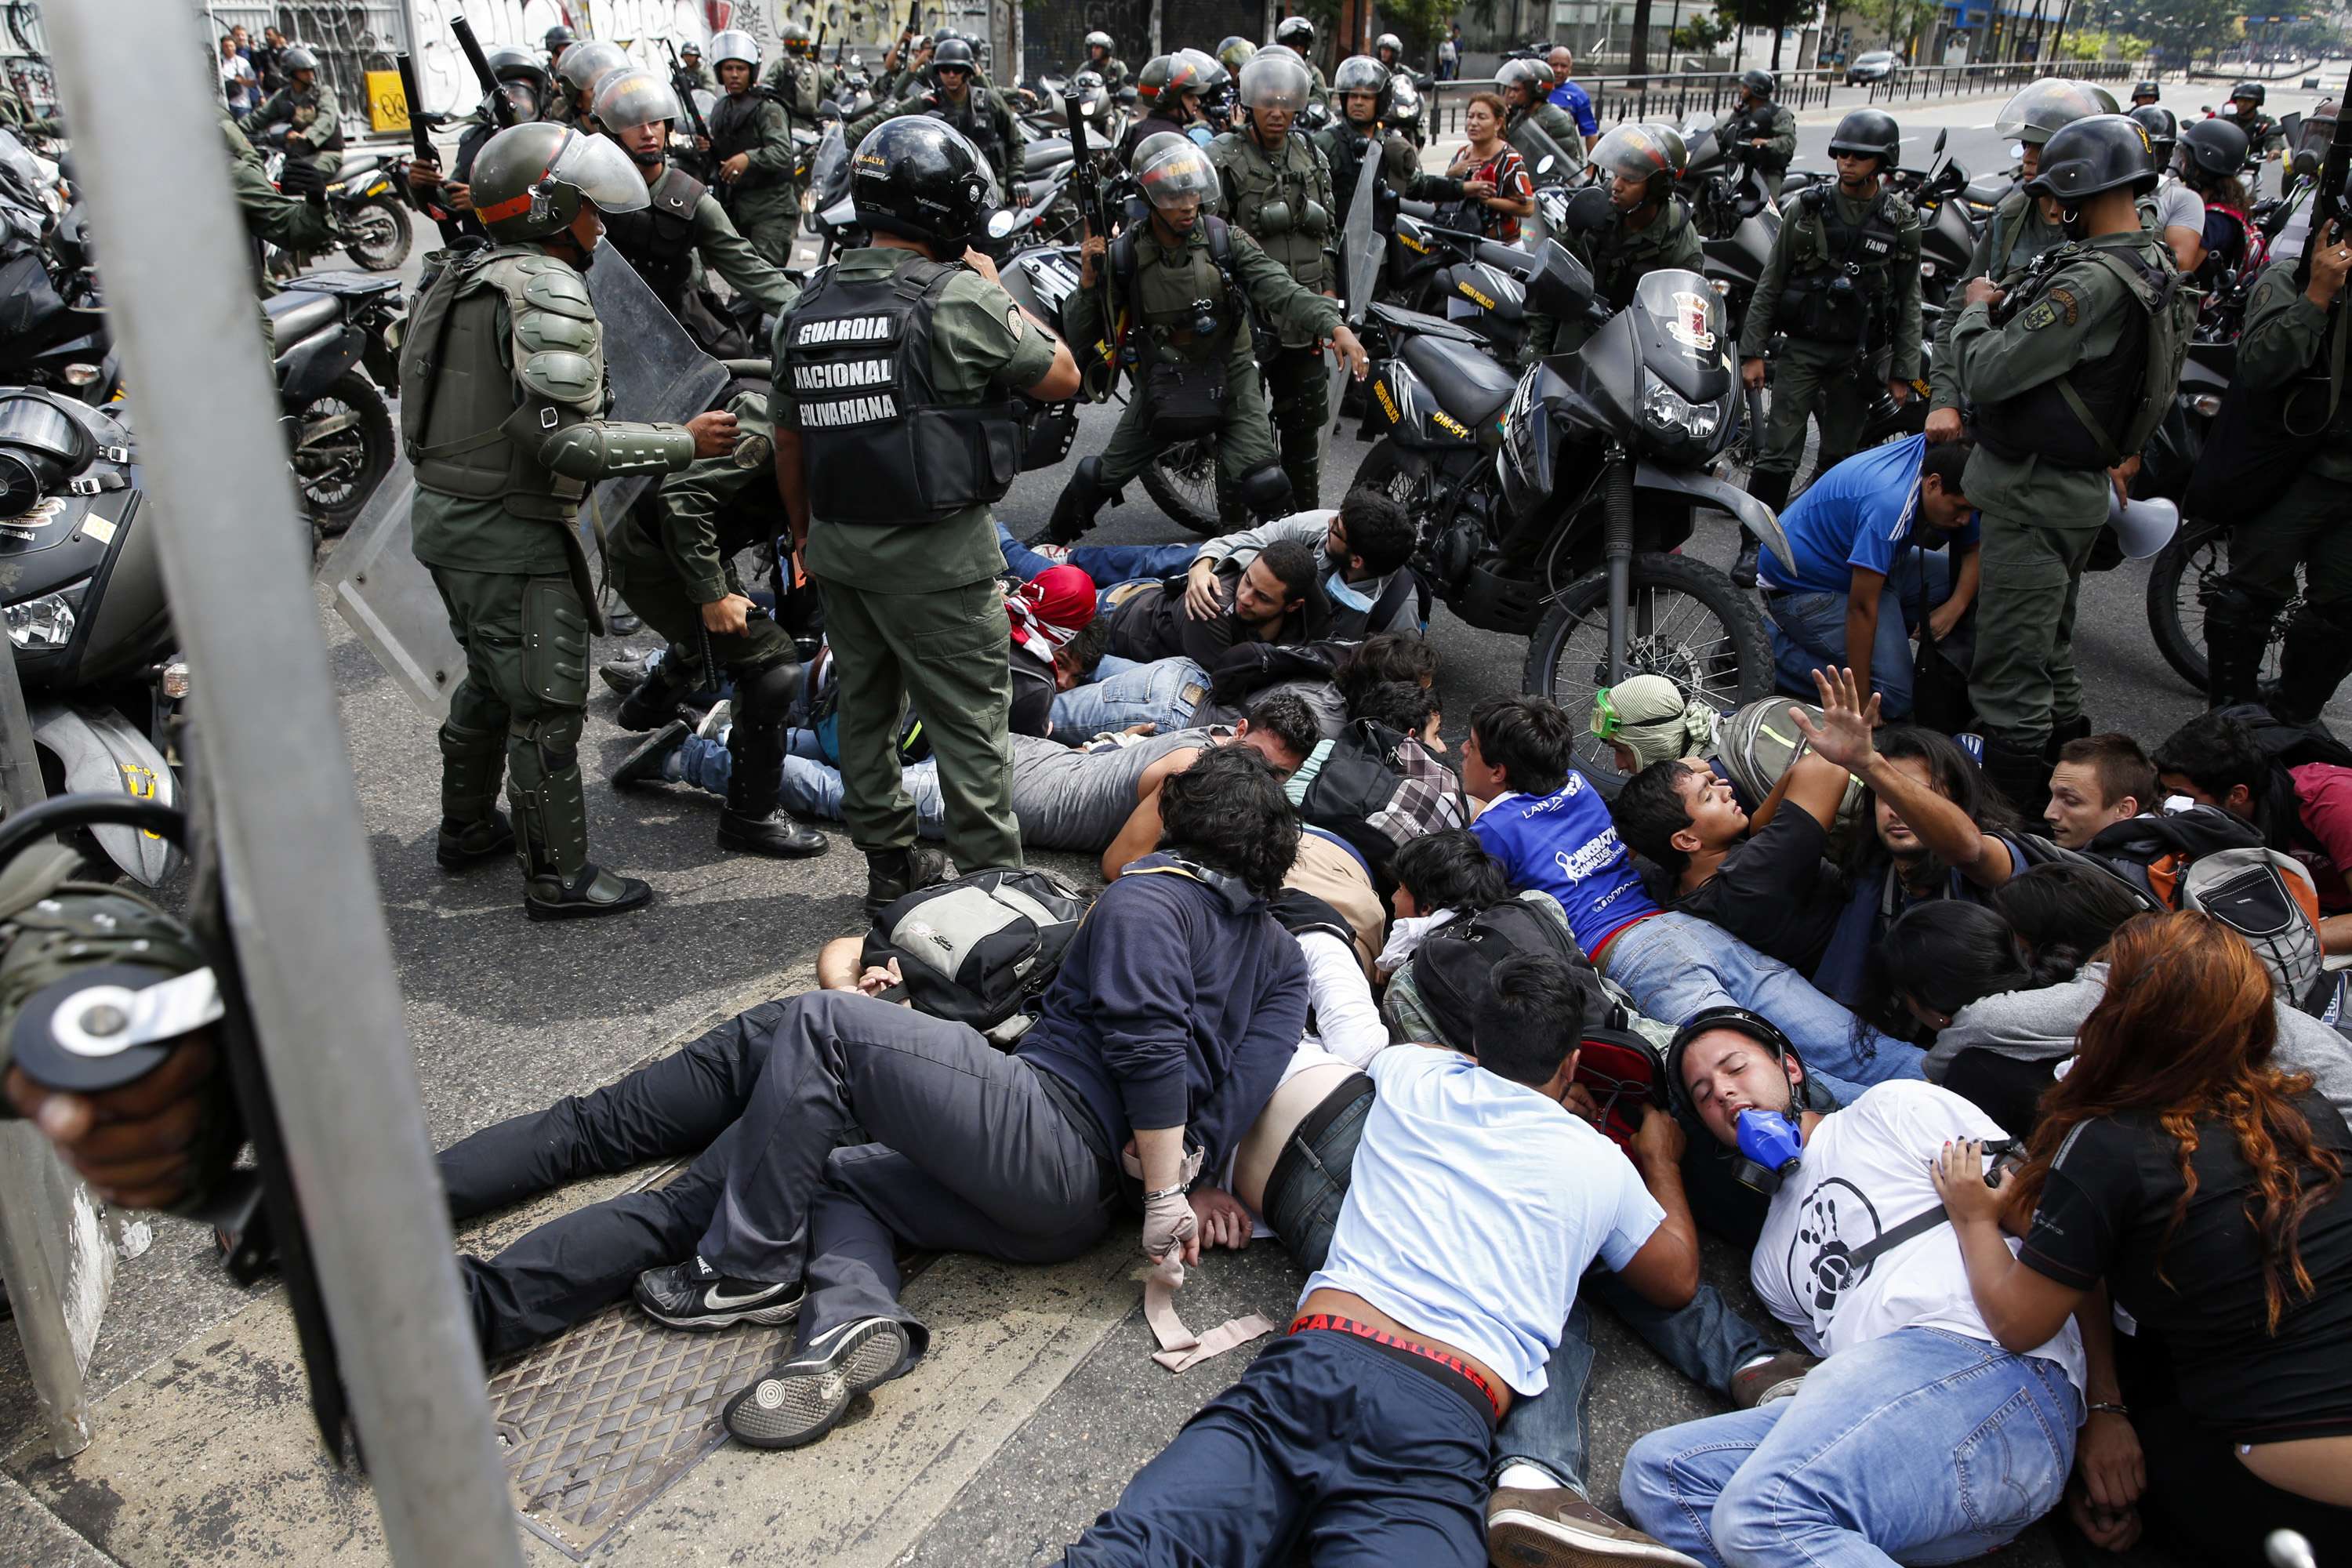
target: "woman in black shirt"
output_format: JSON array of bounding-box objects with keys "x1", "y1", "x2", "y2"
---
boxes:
[{"x1": 1930, "y1": 912, "x2": 2352, "y2": 1565}]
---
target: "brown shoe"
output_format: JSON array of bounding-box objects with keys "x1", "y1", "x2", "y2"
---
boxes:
[
  {"x1": 1730, "y1": 1348, "x2": 1820, "y2": 1409},
  {"x1": 1486, "y1": 1487, "x2": 1699, "y2": 1567}
]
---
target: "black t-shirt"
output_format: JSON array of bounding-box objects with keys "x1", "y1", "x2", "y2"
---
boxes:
[
  {"x1": 1810, "y1": 832, "x2": 2027, "y2": 1009},
  {"x1": 1105, "y1": 577, "x2": 1301, "y2": 671},
  {"x1": 2021, "y1": 1094, "x2": 2352, "y2": 1441},
  {"x1": 1011, "y1": 659, "x2": 1055, "y2": 739},
  {"x1": 1666, "y1": 806, "x2": 1849, "y2": 977}
]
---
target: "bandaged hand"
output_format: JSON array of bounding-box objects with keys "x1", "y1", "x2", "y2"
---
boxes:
[{"x1": 1142, "y1": 1186, "x2": 1200, "y2": 1268}]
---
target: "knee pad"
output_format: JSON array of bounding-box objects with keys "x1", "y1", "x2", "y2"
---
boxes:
[
  {"x1": 514, "y1": 710, "x2": 585, "y2": 785},
  {"x1": 1236, "y1": 462, "x2": 1293, "y2": 517},
  {"x1": 734, "y1": 656, "x2": 802, "y2": 724}
]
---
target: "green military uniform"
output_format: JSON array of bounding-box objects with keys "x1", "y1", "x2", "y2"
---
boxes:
[
  {"x1": 1094, "y1": 56, "x2": 1131, "y2": 91},
  {"x1": 845, "y1": 83, "x2": 1025, "y2": 198},
  {"x1": 401, "y1": 243, "x2": 701, "y2": 902},
  {"x1": 222, "y1": 107, "x2": 337, "y2": 259},
  {"x1": 1306, "y1": 61, "x2": 1332, "y2": 109},
  {"x1": 706, "y1": 82, "x2": 801, "y2": 269},
  {"x1": 1070, "y1": 214, "x2": 1341, "y2": 513},
  {"x1": 1712, "y1": 97, "x2": 1797, "y2": 181},
  {"x1": 1928, "y1": 188, "x2": 2067, "y2": 419},
  {"x1": 677, "y1": 63, "x2": 716, "y2": 93},
  {"x1": 601, "y1": 160, "x2": 800, "y2": 321},
  {"x1": 0, "y1": 77, "x2": 60, "y2": 138},
  {"x1": 1545, "y1": 196, "x2": 1707, "y2": 355},
  {"x1": 1210, "y1": 126, "x2": 1341, "y2": 506},
  {"x1": 776, "y1": 245, "x2": 1057, "y2": 873},
  {"x1": 242, "y1": 79, "x2": 343, "y2": 185},
  {"x1": 1740, "y1": 185, "x2": 1923, "y2": 497},
  {"x1": 2209, "y1": 259, "x2": 2352, "y2": 714},
  {"x1": 1952, "y1": 228, "x2": 2183, "y2": 750},
  {"x1": 760, "y1": 53, "x2": 825, "y2": 120}
]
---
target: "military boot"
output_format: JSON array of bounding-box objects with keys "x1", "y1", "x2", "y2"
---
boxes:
[
  {"x1": 717, "y1": 671, "x2": 829, "y2": 859},
  {"x1": 2269, "y1": 604, "x2": 2352, "y2": 726},
  {"x1": 2201, "y1": 582, "x2": 2284, "y2": 713},
  {"x1": 435, "y1": 717, "x2": 514, "y2": 871},
  {"x1": 1737, "y1": 470, "x2": 1792, "y2": 590},
  {"x1": 2043, "y1": 712, "x2": 2092, "y2": 764},
  {"x1": 615, "y1": 646, "x2": 701, "y2": 731},
  {"x1": 1980, "y1": 729, "x2": 2053, "y2": 824},
  {"x1": 514, "y1": 719, "x2": 652, "y2": 921},
  {"x1": 1041, "y1": 456, "x2": 1122, "y2": 546},
  {"x1": 864, "y1": 847, "x2": 952, "y2": 921}
]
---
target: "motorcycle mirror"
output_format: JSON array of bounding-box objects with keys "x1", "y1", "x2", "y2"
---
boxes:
[
  {"x1": 1563, "y1": 183, "x2": 1615, "y2": 234},
  {"x1": 1537, "y1": 154, "x2": 1557, "y2": 176},
  {"x1": 1933, "y1": 128, "x2": 1947, "y2": 155},
  {"x1": 2294, "y1": 148, "x2": 2321, "y2": 179}
]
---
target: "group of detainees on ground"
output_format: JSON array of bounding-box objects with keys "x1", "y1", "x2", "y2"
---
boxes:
[{"x1": 444, "y1": 477, "x2": 2352, "y2": 1565}]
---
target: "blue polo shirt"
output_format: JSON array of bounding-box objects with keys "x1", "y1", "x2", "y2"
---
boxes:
[
  {"x1": 1756, "y1": 434, "x2": 1980, "y2": 596},
  {"x1": 1549, "y1": 78, "x2": 1598, "y2": 136}
]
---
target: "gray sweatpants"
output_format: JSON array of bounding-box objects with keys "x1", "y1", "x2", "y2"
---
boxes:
[{"x1": 699, "y1": 991, "x2": 1116, "y2": 1358}]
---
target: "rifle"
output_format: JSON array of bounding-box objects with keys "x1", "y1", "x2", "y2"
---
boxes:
[
  {"x1": 449, "y1": 14, "x2": 514, "y2": 128},
  {"x1": 662, "y1": 37, "x2": 711, "y2": 143},
  {"x1": 1062, "y1": 86, "x2": 1119, "y2": 401},
  {"x1": 394, "y1": 51, "x2": 452, "y2": 224},
  {"x1": 2295, "y1": 59, "x2": 2352, "y2": 292}
]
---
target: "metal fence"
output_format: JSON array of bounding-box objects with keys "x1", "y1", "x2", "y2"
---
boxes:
[
  {"x1": 205, "y1": 3, "x2": 412, "y2": 143},
  {"x1": 1863, "y1": 58, "x2": 2136, "y2": 104}
]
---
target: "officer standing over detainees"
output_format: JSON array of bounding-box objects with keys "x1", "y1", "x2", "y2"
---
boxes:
[
  {"x1": 1044, "y1": 134, "x2": 1367, "y2": 543},
  {"x1": 1737, "y1": 107, "x2": 1921, "y2": 585},
  {"x1": 401, "y1": 123, "x2": 740, "y2": 920},
  {"x1": 1210, "y1": 52, "x2": 1349, "y2": 511},
  {"x1": 1317, "y1": 58, "x2": 1466, "y2": 245},
  {"x1": 1952, "y1": 114, "x2": 2191, "y2": 815},
  {"x1": 774, "y1": 120, "x2": 1080, "y2": 917},
  {"x1": 702, "y1": 30, "x2": 802, "y2": 270}
]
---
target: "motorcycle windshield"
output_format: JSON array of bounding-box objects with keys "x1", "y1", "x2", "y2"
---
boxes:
[{"x1": 1627, "y1": 269, "x2": 1732, "y2": 404}]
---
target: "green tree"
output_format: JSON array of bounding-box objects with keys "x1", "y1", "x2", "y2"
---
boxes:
[
  {"x1": 1671, "y1": 11, "x2": 1730, "y2": 53},
  {"x1": 1713, "y1": 0, "x2": 1817, "y2": 67},
  {"x1": 2135, "y1": 0, "x2": 2245, "y2": 67}
]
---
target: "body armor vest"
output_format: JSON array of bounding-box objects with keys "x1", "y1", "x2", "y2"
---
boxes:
[
  {"x1": 1589, "y1": 199, "x2": 1695, "y2": 310},
  {"x1": 1113, "y1": 216, "x2": 1247, "y2": 365},
  {"x1": 1986, "y1": 188, "x2": 2063, "y2": 283},
  {"x1": 708, "y1": 89, "x2": 782, "y2": 188},
  {"x1": 1976, "y1": 245, "x2": 2172, "y2": 471},
  {"x1": 283, "y1": 88, "x2": 344, "y2": 152},
  {"x1": 930, "y1": 89, "x2": 1006, "y2": 179},
  {"x1": 1225, "y1": 132, "x2": 1332, "y2": 291},
  {"x1": 400, "y1": 245, "x2": 597, "y2": 521},
  {"x1": 603, "y1": 165, "x2": 706, "y2": 310},
  {"x1": 780, "y1": 256, "x2": 1022, "y2": 524},
  {"x1": 1781, "y1": 187, "x2": 1902, "y2": 350}
]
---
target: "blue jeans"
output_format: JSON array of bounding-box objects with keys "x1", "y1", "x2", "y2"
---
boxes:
[
  {"x1": 1064, "y1": 1327, "x2": 1493, "y2": 1566},
  {"x1": 994, "y1": 523, "x2": 1194, "y2": 593},
  {"x1": 1600, "y1": 913, "x2": 1916, "y2": 1094},
  {"x1": 1049, "y1": 655, "x2": 1209, "y2": 738},
  {"x1": 677, "y1": 731, "x2": 950, "y2": 840},
  {"x1": 1621, "y1": 1327, "x2": 2079, "y2": 1567},
  {"x1": 1766, "y1": 553, "x2": 1965, "y2": 721},
  {"x1": 1495, "y1": 1271, "x2": 1777, "y2": 1494}
]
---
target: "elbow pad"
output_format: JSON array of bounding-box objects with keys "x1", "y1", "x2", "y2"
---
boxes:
[{"x1": 537, "y1": 419, "x2": 699, "y2": 481}]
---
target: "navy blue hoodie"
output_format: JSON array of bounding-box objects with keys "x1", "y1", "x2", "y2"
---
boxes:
[{"x1": 1015, "y1": 853, "x2": 1308, "y2": 1177}]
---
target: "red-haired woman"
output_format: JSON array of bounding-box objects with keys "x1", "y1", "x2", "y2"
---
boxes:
[{"x1": 1932, "y1": 911, "x2": 2352, "y2": 1565}]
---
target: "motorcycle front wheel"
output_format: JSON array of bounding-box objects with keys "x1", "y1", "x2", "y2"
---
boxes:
[
  {"x1": 1140, "y1": 437, "x2": 1225, "y2": 535},
  {"x1": 292, "y1": 371, "x2": 395, "y2": 535},
  {"x1": 1523, "y1": 550, "x2": 1773, "y2": 795},
  {"x1": 2146, "y1": 518, "x2": 2296, "y2": 692},
  {"x1": 341, "y1": 194, "x2": 413, "y2": 272}
]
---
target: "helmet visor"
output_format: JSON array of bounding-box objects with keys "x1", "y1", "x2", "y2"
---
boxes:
[
  {"x1": 1333, "y1": 56, "x2": 1388, "y2": 95},
  {"x1": 710, "y1": 30, "x2": 760, "y2": 67},
  {"x1": 594, "y1": 70, "x2": 681, "y2": 133},
  {"x1": 1994, "y1": 78, "x2": 2105, "y2": 143},
  {"x1": 1137, "y1": 140, "x2": 1218, "y2": 209},
  {"x1": 557, "y1": 41, "x2": 629, "y2": 92},
  {"x1": 549, "y1": 129, "x2": 652, "y2": 213},
  {"x1": 1240, "y1": 54, "x2": 1312, "y2": 111},
  {"x1": 1589, "y1": 123, "x2": 1680, "y2": 184}
]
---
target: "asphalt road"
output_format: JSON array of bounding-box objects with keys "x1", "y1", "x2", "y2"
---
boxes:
[{"x1": 3, "y1": 71, "x2": 2347, "y2": 1565}]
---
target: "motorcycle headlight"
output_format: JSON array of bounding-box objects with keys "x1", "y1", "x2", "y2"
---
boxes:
[
  {"x1": 985, "y1": 208, "x2": 1020, "y2": 239},
  {"x1": 7, "y1": 576, "x2": 89, "y2": 649},
  {"x1": 1641, "y1": 373, "x2": 1722, "y2": 441},
  {"x1": 2185, "y1": 391, "x2": 2223, "y2": 417}
]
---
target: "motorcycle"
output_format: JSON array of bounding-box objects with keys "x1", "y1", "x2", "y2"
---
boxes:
[
  {"x1": 0, "y1": 164, "x2": 114, "y2": 403},
  {"x1": 1352, "y1": 246, "x2": 1778, "y2": 786},
  {"x1": 0, "y1": 390, "x2": 184, "y2": 884},
  {"x1": 263, "y1": 270, "x2": 404, "y2": 536},
  {"x1": 261, "y1": 140, "x2": 412, "y2": 272}
]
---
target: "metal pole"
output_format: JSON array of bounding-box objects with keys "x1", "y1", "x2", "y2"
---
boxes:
[{"x1": 42, "y1": 16, "x2": 525, "y2": 1568}]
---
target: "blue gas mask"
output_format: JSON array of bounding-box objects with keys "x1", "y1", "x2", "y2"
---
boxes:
[{"x1": 1732, "y1": 1107, "x2": 1805, "y2": 1195}]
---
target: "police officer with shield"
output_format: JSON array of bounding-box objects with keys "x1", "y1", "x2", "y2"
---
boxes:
[
  {"x1": 703, "y1": 30, "x2": 803, "y2": 269},
  {"x1": 1547, "y1": 123, "x2": 1704, "y2": 356},
  {"x1": 1210, "y1": 52, "x2": 1349, "y2": 510},
  {"x1": 1739, "y1": 108, "x2": 1922, "y2": 584},
  {"x1": 1318, "y1": 56, "x2": 1465, "y2": 228},
  {"x1": 775, "y1": 119, "x2": 1080, "y2": 916},
  {"x1": 1952, "y1": 114, "x2": 2190, "y2": 813},
  {"x1": 1497, "y1": 58, "x2": 1584, "y2": 182},
  {"x1": 401, "y1": 123, "x2": 742, "y2": 919},
  {"x1": 1712, "y1": 69, "x2": 1797, "y2": 187},
  {"x1": 1046, "y1": 135, "x2": 1366, "y2": 543}
]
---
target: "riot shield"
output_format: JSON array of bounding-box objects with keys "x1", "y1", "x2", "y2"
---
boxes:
[
  {"x1": 320, "y1": 247, "x2": 729, "y2": 719},
  {"x1": 1330, "y1": 135, "x2": 1386, "y2": 422}
]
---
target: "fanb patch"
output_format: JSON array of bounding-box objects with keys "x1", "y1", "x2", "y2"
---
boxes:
[{"x1": 2022, "y1": 300, "x2": 2058, "y2": 331}]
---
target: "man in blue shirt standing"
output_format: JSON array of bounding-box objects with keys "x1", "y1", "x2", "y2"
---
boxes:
[
  {"x1": 1757, "y1": 434, "x2": 1980, "y2": 720},
  {"x1": 1545, "y1": 45, "x2": 1599, "y2": 148}
]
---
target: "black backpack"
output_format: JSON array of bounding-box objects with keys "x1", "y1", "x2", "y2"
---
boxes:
[{"x1": 862, "y1": 869, "x2": 1087, "y2": 1031}]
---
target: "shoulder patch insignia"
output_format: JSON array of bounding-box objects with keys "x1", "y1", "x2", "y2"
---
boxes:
[
  {"x1": 2022, "y1": 300, "x2": 2058, "y2": 331},
  {"x1": 2046, "y1": 285, "x2": 2079, "y2": 326},
  {"x1": 1006, "y1": 303, "x2": 1025, "y2": 339}
]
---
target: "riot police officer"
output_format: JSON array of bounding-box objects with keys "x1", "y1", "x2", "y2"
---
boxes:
[
  {"x1": 777, "y1": 118, "x2": 1078, "y2": 913},
  {"x1": 1217, "y1": 36, "x2": 1258, "y2": 77},
  {"x1": 1272, "y1": 16, "x2": 1330, "y2": 107},
  {"x1": 1497, "y1": 58, "x2": 1584, "y2": 183},
  {"x1": 241, "y1": 45, "x2": 342, "y2": 200},
  {"x1": 1045, "y1": 134, "x2": 1367, "y2": 541},
  {"x1": 592, "y1": 70, "x2": 798, "y2": 326},
  {"x1": 1926, "y1": 78, "x2": 2112, "y2": 443},
  {"x1": 1211, "y1": 52, "x2": 1349, "y2": 509},
  {"x1": 1546, "y1": 123, "x2": 1704, "y2": 355},
  {"x1": 400, "y1": 122, "x2": 739, "y2": 919},
  {"x1": 1077, "y1": 31, "x2": 1129, "y2": 92},
  {"x1": 1951, "y1": 114, "x2": 2190, "y2": 812},
  {"x1": 703, "y1": 30, "x2": 801, "y2": 269},
  {"x1": 221, "y1": 103, "x2": 340, "y2": 263},
  {"x1": 1319, "y1": 55, "x2": 1464, "y2": 223},
  {"x1": 2203, "y1": 222, "x2": 2352, "y2": 720},
  {"x1": 606, "y1": 387, "x2": 828, "y2": 859},
  {"x1": 1118, "y1": 55, "x2": 1199, "y2": 162},
  {"x1": 1713, "y1": 68, "x2": 1797, "y2": 186},
  {"x1": 2227, "y1": 81, "x2": 2285, "y2": 191},
  {"x1": 1374, "y1": 33, "x2": 1406, "y2": 74},
  {"x1": 407, "y1": 45, "x2": 550, "y2": 247},
  {"x1": 2131, "y1": 78, "x2": 2161, "y2": 107},
  {"x1": 2132, "y1": 105, "x2": 2205, "y2": 270},
  {"x1": 676, "y1": 42, "x2": 713, "y2": 94},
  {"x1": 553, "y1": 40, "x2": 629, "y2": 128},
  {"x1": 844, "y1": 36, "x2": 1023, "y2": 195},
  {"x1": 760, "y1": 23, "x2": 826, "y2": 123},
  {"x1": 1739, "y1": 108, "x2": 1922, "y2": 579},
  {"x1": 544, "y1": 25, "x2": 577, "y2": 76}
]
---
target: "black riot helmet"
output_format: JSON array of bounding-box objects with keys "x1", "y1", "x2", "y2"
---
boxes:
[
  {"x1": 281, "y1": 44, "x2": 320, "y2": 75},
  {"x1": 2127, "y1": 105, "x2": 2179, "y2": 169},
  {"x1": 931, "y1": 35, "x2": 978, "y2": 75},
  {"x1": 485, "y1": 44, "x2": 552, "y2": 120},
  {"x1": 1333, "y1": 54, "x2": 1391, "y2": 119},
  {"x1": 1086, "y1": 30, "x2": 1113, "y2": 55},
  {"x1": 851, "y1": 114, "x2": 997, "y2": 251},
  {"x1": 1275, "y1": 16, "x2": 1316, "y2": 50},
  {"x1": 544, "y1": 25, "x2": 575, "y2": 58},
  {"x1": 2026, "y1": 112, "x2": 2159, "y2": 203},
  {"x1": 2178, "y1": 114, "x2": 2249, "y2": 183},
  {"x1": 1827, "y1": 107, "x2": 1900, "y2": 170},
  {"x1": 2231, "y1": 80, "x2": 2266, "y2": 107},
  {"x1": 2130, "y1": 78, "x2": 2159, "y2": 104},
  {"x1": 1738, "y1": 67, "x2": 1775, "y2": 100},
  {"x1": 1375, "y1": 32, "x2": 1403, "y2": 64}
]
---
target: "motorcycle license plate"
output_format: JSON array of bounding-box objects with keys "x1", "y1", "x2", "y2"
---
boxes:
[{"x1": 364, "y1": 177, "x2": 390, "y2": 198}]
